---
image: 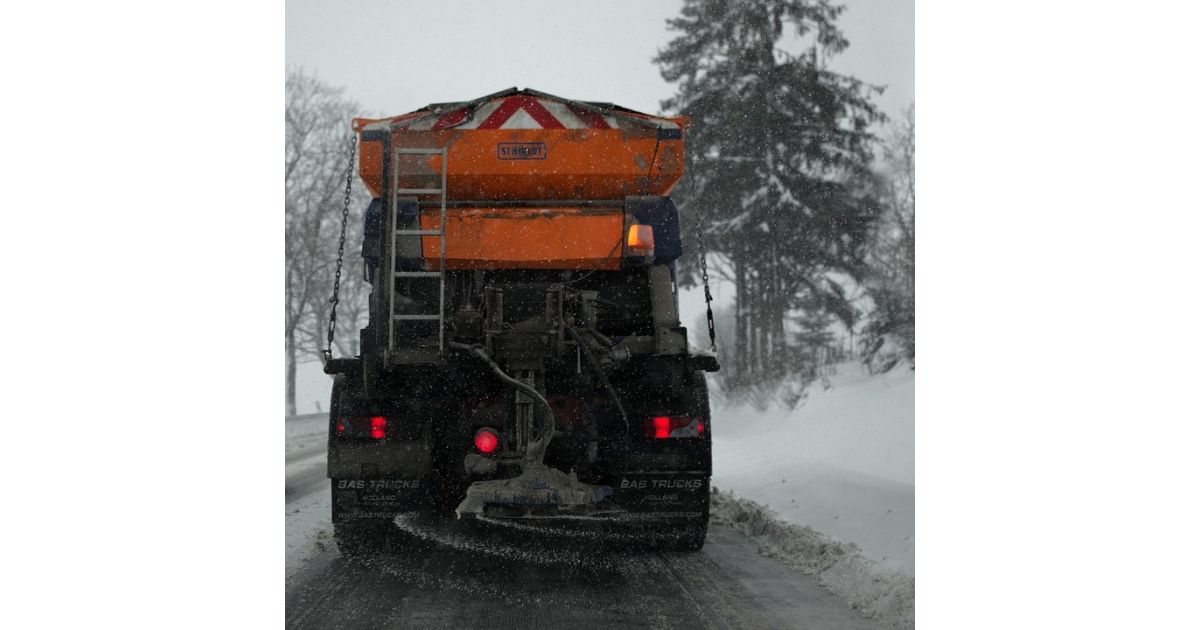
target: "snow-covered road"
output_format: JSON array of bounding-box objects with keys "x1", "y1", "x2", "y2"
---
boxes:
[
  {"x1": 284, "y1": 412, "x2": 901, "y2": 629},
  {"x1": 284, "y1": 413, "x2": 327, "y2": 503}
]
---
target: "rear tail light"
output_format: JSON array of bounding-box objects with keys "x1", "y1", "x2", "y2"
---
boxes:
[
  {"x1": 626, "y1": 224, "x2": 655, "y2": 257},
  {"x1": 335, "y1": 416, "x2": 388, "y2": 440},
  {"x1": 644, "y1": 416, "x2": 705, "y2": 439},
  {"x1": 474, "y1": 427, "x2": 500, "y2": 454}
]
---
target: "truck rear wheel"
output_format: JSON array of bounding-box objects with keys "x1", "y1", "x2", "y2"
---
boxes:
[{"x1": 662, "y1": 371, "x2": 711, "y2": 551}]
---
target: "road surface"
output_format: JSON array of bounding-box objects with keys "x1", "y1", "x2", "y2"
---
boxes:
[{"x1": 285, "y1": 414, "x2": 885, "y2": 630}]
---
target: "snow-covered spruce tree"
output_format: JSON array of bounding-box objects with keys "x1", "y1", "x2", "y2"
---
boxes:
[{"x1": 656, "y1": 0, "x2": 884, "y2": 400}]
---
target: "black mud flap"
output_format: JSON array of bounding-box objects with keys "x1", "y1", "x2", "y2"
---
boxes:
[
  {"x1": 612, "y1": 473, "x2": 709, "y2": 520},
  {"x1": 331, "y1": 478, "x2": 430, "y2": 523}
]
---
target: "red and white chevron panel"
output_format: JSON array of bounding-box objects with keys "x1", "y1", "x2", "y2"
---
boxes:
[{"x1": 364, "y1": 95, "x2": 679, "y2": 133}]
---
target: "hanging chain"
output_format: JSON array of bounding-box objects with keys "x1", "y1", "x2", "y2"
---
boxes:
[
  {"x1": 685, "y1": 161, "x2": 718, "y2": 353},
  {"x1": 324, "y1": 134, "x2": 358, "y2": 364},
  {"x1": 697, "y1": 224, "x2": 717, "y2": 352}
]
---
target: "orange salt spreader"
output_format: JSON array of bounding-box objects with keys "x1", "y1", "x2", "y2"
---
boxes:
[
  {"x1": 353, "y1": 87, "x2": 687, "y2": 271},
  {"x1": 327, "y1": 90, "x2": 720, "y2": 542}
]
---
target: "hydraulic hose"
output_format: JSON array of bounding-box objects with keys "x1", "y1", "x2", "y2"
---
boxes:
[
  {"x1": 448, "y1": 342, "x2": 556, "y2": 461},
  {"x1": 565, "y1": 326, "x2": 630, "y2": 433}
]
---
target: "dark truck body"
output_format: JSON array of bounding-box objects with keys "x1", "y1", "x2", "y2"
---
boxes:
[{"x1": 324, "y1": 89, "x2": 717, "y2": 552}]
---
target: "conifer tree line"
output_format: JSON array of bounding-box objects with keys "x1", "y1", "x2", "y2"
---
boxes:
[
  {"x1": 283, "y1": 0, "x2": 915, "y2": 413},
  {"x1": 656, "y1": 0, "x2": 914, "y2": 403}
]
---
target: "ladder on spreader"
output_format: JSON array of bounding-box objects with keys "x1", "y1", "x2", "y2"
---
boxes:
[{"x1": 388, "y1": 147, "x2": 447, "y2": 364}]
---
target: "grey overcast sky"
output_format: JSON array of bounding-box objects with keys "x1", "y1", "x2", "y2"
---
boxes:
[{"x1": 285, "y1": 0, "x2": 913, "y2": 123}]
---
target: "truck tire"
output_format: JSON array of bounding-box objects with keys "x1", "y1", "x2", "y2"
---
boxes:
[
  {"x1": 329, "y1": 375, "x2": 392, "y2": 558},
  {"x1": 658, "y1": 371, "x2": 712, "y2": 551}
]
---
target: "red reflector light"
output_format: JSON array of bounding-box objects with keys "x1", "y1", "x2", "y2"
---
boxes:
[
  {"x1": 369, "y1": 416, "x2": 387, "y2": 440},
  {"x1": 644, "y1": 416, "x2": 704, "y2": 439},
  {"x1": 474, "y1": 427, "x2": 500, "y2": 454},
  {"x1": 336, "y1": 416, "x2": 389, "y2": 439}
]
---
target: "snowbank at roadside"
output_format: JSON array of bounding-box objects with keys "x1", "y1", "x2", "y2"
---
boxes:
[
  {"x1": 285, "y1": 415, "x2": 334, "y2": 577},
  {"x1": 285, "y1": 487, "x2": 334, "y2": 578},
  {"x1": 711, "y1": 488, "x2": 914, "y2": 630},
  {"x1": 712, "y1": 361, "x2": 914, "y2": 573}
]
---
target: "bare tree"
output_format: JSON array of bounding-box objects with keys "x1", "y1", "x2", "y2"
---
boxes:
[
  {"x1": 285, "y1": 69, "x2": 369, "y2": 415},
  {"x1": 861, "y1": 104, "x2": 915, "y2": 372}
]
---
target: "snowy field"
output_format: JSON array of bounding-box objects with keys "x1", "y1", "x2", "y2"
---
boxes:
[
  {"x1": 285, "y1": 412, "x2": 326, "y2": 456},
  {"x1": 711, "y1": 361, "x2": 915, "y2": 574}
]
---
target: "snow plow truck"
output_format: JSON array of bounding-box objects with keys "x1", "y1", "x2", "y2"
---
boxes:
[{"x1": 323, "y1": 88, "x2": 719, "y2": 554}]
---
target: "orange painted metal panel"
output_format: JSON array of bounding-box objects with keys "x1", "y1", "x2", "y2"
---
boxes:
[
  {"x1": 357, "y1": 138, "x2": 383, "y2": 196},
  {"x1": 356, "y1": 127, "x2": 684, "y2": 201},
  {"x1": 418, "y1": 207, "x2": 624, "y2": 270}
]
